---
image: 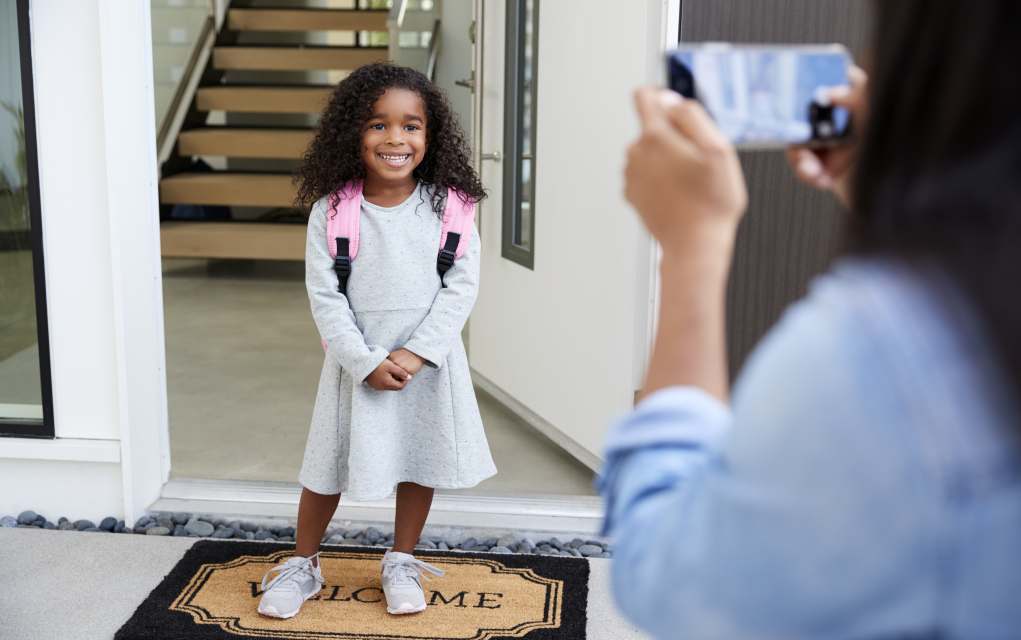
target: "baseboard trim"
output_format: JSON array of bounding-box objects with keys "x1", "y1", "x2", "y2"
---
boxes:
[
  {"x1": 0, "y1": 437, "x2": 121, "y2": 463},
  {"x1": 152, "y1": 477, "x2": 605, "y2": 535},
  {"x1": 471, "y1": 370, "x2": 603, "y2": 472}
]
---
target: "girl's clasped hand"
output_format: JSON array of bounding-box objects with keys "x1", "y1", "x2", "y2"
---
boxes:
[{"x1": 366, "y1": 349, "x2": 425, "y2": 391}]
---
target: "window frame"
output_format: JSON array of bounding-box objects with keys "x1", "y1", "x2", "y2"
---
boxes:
[
  {"x1": 1, "y1": 0, "x2": 55, "y2": 438},
  {"x1": 501, "y1": 0, "x2": 538, "y2": 269}
]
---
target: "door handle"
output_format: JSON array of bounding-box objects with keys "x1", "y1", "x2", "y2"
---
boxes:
[
  {"x1": 480, "y1": 151, "x2": 502, "y2": 162},
  {"x1": 455, "y1": 76, "x2": 475, "y2": 91}
]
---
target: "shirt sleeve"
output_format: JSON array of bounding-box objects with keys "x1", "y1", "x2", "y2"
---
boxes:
[
  {"x1": 595, "y1": 285, "x2": 932, "y2": 639},
  {"x1": 305, "y1": 200, "x2": 389, "y2": 383},
  {"x1": 403, "y1": 222, "x2": 481, "y2": 370}
]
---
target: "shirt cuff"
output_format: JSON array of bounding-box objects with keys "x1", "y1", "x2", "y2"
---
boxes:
[
  {"x1": 343, "y1": 345, "x2": 390, "y2": 384},
  {"x1": 603, "y1": 386, "x2": 732, "y2": 457},
  {"x1": 403, "y1": 340, "x2": 443, "y2": 370},
  {"x1": 595, "y1": 386, "x2": 732, "y2": 537}
]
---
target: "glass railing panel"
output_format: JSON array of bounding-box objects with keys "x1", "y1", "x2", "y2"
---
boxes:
[
  {"x1": 361, "y1": 0, "x2": 439, "y2": 76},
  {"x1": 393, "y1": 0, "x2": 439, "y2": 75},
  {"x1": 151, "y1": 0, "x2": 212, "y2": 133}
]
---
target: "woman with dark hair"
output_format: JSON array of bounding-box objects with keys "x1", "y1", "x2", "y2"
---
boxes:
[{"x1": 599, "y1": 2, "x2": 1020, "y2": 637}]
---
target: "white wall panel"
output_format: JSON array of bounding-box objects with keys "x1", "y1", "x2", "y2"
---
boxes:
[{"x1": 30, "y1": 0, "x2": 120, "y2": 441}]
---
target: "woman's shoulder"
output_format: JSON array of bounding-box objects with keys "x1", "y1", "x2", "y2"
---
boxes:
[
  {"x1": 770, "y1": 256, "x2": 968, "y2": 354},
  {"x1": 732, "y1": 259, "x2": 913, "y2": 409},
  {"x1": 734, "y1": 258, "x2": 963, "y2": 414},
  {"x1": 796, "y1": 257, "x2": 990, "y2": 373},
  {"x1": 735, "y1": 256, "x2": 1012, "y2": 436}
]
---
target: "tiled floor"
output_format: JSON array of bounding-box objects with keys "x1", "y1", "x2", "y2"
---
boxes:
[{"x1": 162, "y1": 258, "x2": 597, "y2": 496}]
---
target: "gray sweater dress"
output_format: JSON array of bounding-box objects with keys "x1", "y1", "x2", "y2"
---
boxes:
[{"x1": 298, "y1": 184, "x2": 498, "y2": 500}]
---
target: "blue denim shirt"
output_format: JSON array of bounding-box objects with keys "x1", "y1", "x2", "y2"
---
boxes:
[{"x1": 597, "y1": 259, "x2": 1020, "y2": 639}]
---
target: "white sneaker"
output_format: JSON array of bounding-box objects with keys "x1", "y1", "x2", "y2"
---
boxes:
[
  {"x1": 257, "y1": 554, "x2": 325, "y2": 619},
  {"x1": 380, "y1": 550, "x2": 445, "y2": 615}
]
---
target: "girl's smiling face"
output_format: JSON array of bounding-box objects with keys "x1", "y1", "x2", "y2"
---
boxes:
[{"x1": 361, "y1": 87, "x2": 428, "y2": 186}]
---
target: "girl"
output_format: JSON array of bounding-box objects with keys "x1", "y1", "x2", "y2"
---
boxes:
[{"x1": 256, "y1": 63, "x2": 497, "y2": 620}]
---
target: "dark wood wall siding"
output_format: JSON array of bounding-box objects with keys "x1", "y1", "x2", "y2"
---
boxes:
[{"x1": 678, "y1": 0, "x2": 872, "y2": 376}]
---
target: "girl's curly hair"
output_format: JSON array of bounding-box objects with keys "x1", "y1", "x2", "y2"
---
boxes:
[{"x1": 294, "y1": 63, "x2": 485, "y2": 216}]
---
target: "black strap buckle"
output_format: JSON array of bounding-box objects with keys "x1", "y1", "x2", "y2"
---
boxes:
[
  {"x1": 333, "y1": 237, "x2": 352, "y2": 294},
  {"x1": 436, "y1": 232, "x2": 461, "y2": 287},
  {"x1": 437, "y1": 248, "x2": 456, "y2": 274}
]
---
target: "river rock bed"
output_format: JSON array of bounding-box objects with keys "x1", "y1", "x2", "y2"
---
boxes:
[{"x1": 1, "y1": 510, "x2": 612, "y2": 558}]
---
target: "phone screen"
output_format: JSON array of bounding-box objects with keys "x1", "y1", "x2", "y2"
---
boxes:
[{"x1": 667, "y1": 45, "x2": 852, "y2": 148}]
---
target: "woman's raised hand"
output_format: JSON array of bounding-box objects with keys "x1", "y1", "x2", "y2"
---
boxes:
[
  {"x1": 786, "y1": 65, "x2": 868, "y2": 207},
  {"x1": 624, "y1": 87, "x2": 747, "y2": 258}
]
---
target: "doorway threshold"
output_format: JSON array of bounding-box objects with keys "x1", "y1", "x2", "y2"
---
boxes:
[{"x1": 150, "y1": 477, "x2": 605, "y2": 535}]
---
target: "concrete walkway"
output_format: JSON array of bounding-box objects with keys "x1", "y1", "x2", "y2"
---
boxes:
[{"x1": 0, "y1": 528, "x2": 648, "y2": 639}]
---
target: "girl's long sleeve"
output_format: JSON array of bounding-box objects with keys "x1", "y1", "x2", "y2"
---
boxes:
[
  {"x1": 404, "y1": 223, "x2": 481, "y2": 369},
  {"x1": 306, "y1": 201, "x2": 389, "y2": 383}
]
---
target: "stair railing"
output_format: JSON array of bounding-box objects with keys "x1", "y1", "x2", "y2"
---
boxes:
[
  {"x1": 426, "y1": 18, "x2": 441, "y2": 80},
  {"x1": 156, "y1": 1, "x2": 217, "y2": 166},
  {"x1": 387, "y1": 0, "x2": 409, "y2": 63}
]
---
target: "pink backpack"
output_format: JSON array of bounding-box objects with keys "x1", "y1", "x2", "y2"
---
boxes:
[
  {"x1": 325, "y1": 180, "x2": 476, "y2": 295},
  {"x1": 319, "y1": 182, "x2": 475, "y2": 353}
]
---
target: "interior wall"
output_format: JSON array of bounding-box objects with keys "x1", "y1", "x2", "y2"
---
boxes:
[{"x1": 678, "y1": 0, "x2": 873, "y2": 376}]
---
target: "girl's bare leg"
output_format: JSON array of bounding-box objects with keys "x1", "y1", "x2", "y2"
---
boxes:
[
  {"x1": 295, "y1": 486, "x2": 341, "y2": 566},
  {"x1": 392, "y1": 482, "x2": 435, "y2": 554}
]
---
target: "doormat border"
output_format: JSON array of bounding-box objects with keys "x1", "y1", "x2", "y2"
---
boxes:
[{"x1": 114, "y1": 539, "x2": 589, "y2": 640}]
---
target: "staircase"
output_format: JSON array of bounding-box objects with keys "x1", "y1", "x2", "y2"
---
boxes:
[{"x1": 158, "y1": 1, "x2": 436, "y2": 261}]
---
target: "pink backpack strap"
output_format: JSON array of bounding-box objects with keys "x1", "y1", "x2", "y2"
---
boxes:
[
  {"x1": 436, "y1": 188, "x2": 476, "y2": 284},
  {"x1": 439, "y1": 188, "x2": 476, "y2": 258},
  {"x1": 326, "y1": 180, "x2": 363, "y2": 260},
  {"x1": 321, "y1": 181, "x2": 362, "y2": 352}
]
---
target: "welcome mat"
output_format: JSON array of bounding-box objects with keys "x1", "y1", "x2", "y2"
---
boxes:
[{"x1": 115, "y1": 540, "x2": 589, "y2": 640}]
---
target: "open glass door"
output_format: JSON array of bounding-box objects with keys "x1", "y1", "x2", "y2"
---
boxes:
[{"x1": 469, "y1": 0, "x2": 658, "y2": 470}]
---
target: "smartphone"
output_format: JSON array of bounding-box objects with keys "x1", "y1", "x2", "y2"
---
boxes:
[{"x1": 666, "y1": 43, "x2": 853, "y2": 149}]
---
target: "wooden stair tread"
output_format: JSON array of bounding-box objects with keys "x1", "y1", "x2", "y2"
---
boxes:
[
  {"x1": 196, "y1": 86, "x2": 332, "y2": 113},
  {"x1": 213, "y1": 46, "x2": 388, "y2": 71},
  {"x1": 160, "y1": 173, "x2": 298, "y2": 208},
  {"x1": 178, "y1": 127, "x2": 313, "y2": 159},
  {"x1": 228, "y1": 8, "x2": 388, "y2": 32},
  {"x1": 161, "y1": 220, "x2": 305, "y2": 261}
]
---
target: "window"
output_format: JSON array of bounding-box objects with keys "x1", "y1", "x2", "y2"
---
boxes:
[
  {"x1": 502, "y1": 0, "x2": 537, "y2": 269},
  {"x1": 1, "y1": 0, "x2": 53, "y2": 437}
]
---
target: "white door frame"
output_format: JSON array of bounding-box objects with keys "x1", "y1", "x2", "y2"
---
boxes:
[
  {"x1": 111, "y1": 0, "x2": 680, "y2": 529},
  {"x1": 97, "y1": 0, "x2": 172, "y2": 525}
]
